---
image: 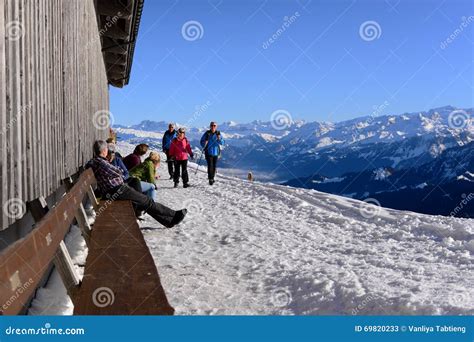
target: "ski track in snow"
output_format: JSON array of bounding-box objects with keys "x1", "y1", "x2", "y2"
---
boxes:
[{"x1": 140, "y1": 160, "x2": 474, "y2": 315}]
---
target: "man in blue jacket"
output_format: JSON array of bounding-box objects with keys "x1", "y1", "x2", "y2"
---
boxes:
[
  {"x1": 162, "y1": 123, "x2": 177, "y2": 179},
  {"x1": 200, "y1": 121, "x2": 224, "y2": 185}
]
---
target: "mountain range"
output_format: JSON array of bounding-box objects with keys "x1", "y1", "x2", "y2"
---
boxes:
[{"x1": 114, "y1": 105, "x2": 473, "y2": 217}]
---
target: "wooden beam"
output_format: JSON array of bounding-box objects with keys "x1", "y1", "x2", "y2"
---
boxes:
[
  {"x1": 0, "y1": 170, "x2": 96, "y2": 314},
  {"x1": 87, "y1": 185, "x2": 99, "y2": 210},
  {"x1": 28, "y1": 197, "x2": 81, "y2": 301},
  {"x1": 63, "y1": 177, "x2": 92, "y2": 246},
  {"x1": 97, "y1": 0, "x2": 133, "y2": 18},
  {"x1": 104, "y1": 53, "x2": 127, "y2": 66}
]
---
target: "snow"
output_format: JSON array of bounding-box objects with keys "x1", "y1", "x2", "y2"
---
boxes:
[
  {"x1": 116, "y1": 127, "x2": 164, "y2": 139},
  {"x1": 27, "y1": 145, "x2": 474, "y2": 315},
  {"x1": 312, "y1": 177, "x2": 344, "y2": 184},
  {"x1": 373, "y1": 168, "x2": 392, "y2": 180},
  {"x1": 141, "y1": 161, "x2": 473, "y2": 315},
  {"x1": 28, "y1": 225, "x2": 89, "y2": 315},
  {"x1": 457, "y1": 171, "x2": 474, "y2": 182},
  {"x1": 258, "y1": 133, "x2": 279, "y2": 143}
]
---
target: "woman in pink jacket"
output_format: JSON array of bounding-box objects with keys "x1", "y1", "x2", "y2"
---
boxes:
[{"x1": 169, "y1": 127, "x2": 194, "y2": 188}]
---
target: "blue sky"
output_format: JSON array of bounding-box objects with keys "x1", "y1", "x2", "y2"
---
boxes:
[{"x1": 110, "y1": 0, "x2": 473, "y2": 127}]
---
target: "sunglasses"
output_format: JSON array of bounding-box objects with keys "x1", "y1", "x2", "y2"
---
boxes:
[{"x1": 211, "y1": 124, "x2": 217, "y2": 127}]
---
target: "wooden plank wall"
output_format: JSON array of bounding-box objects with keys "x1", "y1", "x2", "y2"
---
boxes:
[{"x1": 0, "y1": 0, "x2": 110, "y2": 230}]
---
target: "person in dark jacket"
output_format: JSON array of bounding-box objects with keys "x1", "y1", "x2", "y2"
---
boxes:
[
  {"x1": 107, "y1": 143, "x2": 129, "y2": 179},
  {"x1": 169, "y1": 127, "x2": 194, "y2": 188},
  {"x1": 123, "y1": 143, "x2": 149, "y2": 170},
  {"x1": 87, "y1": 140, "x2": 187, "y2": 228},
  {"x1": 162, "y1": 123, "x2": 177, "y2": 179},
  {"x1": 200, "y1": 121, "x2": 224, "y2": 185}
]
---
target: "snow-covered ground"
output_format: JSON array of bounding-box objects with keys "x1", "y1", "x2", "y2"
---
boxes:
[
  {"x1": 143, "y1": 162, "x2": 473, "y2": 315},
  {"x1": 29, "y1": 142, "x2": 474, "y2": 315}
]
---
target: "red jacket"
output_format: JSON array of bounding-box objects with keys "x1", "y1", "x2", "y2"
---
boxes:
[{"x1": 169, "y1": 137, "x2": 193, "y2": 161}]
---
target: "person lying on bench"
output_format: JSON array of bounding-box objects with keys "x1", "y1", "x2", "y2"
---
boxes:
[{"x1": 87, "y1": 140, "x2": 187, "y2": 228}]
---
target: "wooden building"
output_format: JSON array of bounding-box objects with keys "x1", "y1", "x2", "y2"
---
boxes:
[{"x1": 0, "y1": 0, "x2": 143, "y2": 234}]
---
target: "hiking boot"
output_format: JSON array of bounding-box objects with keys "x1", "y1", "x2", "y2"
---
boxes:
[
  {"x1": 136, "y1": 211, "x2": 146, "y2": 221},
  {"x1": 166, "y1": 209, "x2": 187, "y2": 228},
  {"x1": 209, "y1": 179, "x2": 214, "y2": 185},
  {"x1": 183, "y1": 183, "x2": 190, "y2": 188},
  {"x1": 174, "y1": 182, "x2": 179, "y2": 188}
]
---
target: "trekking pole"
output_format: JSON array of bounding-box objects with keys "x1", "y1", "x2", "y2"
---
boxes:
[{"x1": 194, "y1": 146, "x2": 207, "y2": 175}]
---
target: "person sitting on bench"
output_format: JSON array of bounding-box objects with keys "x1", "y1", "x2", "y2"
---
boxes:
[
  {"x1": 107, "y1": 143, "x2": 129, "y2": 179},
  {"x1": 129, "y1": 151, "x2": 161, "y2": 200},
  {"x1": 123, "y1": 143, "x2": 149, "y2": 171},
  {"x1": 87, "y1": 140, "x2": 187, "y2": 228}
]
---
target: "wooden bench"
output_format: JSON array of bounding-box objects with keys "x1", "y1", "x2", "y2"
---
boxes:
[
  {"x1": 0, "y1": 169, "x2": 174, "y2": 315},
  {"x1": 74, "y1": 200, "x2": 174, "y2": 314}
]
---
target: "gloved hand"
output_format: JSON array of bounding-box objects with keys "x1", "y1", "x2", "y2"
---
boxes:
[{"x1": 190, "y1": 153, "x2": 194, "y2": 160}]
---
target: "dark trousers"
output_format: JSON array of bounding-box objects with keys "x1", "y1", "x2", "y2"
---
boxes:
[
  {"x1": 125, "y1": 177, "x2": 142, "y2": 192},
  {"x1": 205, "y1": 154, "x2": 218, "y2": 180},
  {"x1": 164, "y1": 149, "x2": 174, "y2": 177},
  {"x1": 105, "y1": 184, "x2": 176, "y2": 227},
  {"x1": 173, "y1": 160, "x2": 189, "y2": 184},
  {"x1": 96, "y1": 177, "x2": 141, "y2": 198}
]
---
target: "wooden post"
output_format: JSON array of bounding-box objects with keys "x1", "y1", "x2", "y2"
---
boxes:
[
  {"x1": 75, "y1": 203, "x2": 92, "y2": 246},
  {"x1": 87, "y1": 185, "x2": 99, "y2": 210},
  {"x1": 64, "y1": 177, "x2": 92, "y2": 246},
  {"x1": 27, "y1": 197, "x2": 81, "y2": 301}
]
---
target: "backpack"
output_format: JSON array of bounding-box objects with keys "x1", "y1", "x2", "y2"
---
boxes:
[{"x1": 205, "y1": 130, "x2": 221, "y2": 157}]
